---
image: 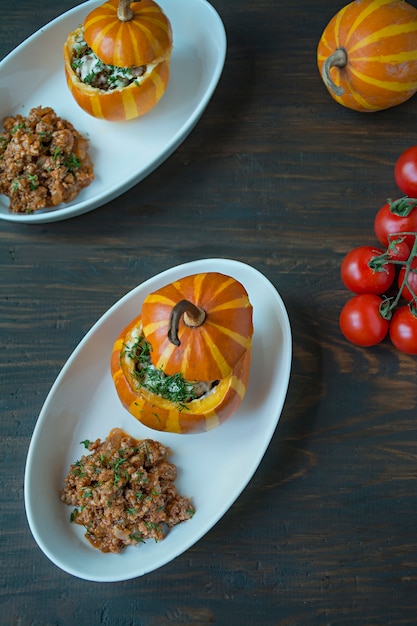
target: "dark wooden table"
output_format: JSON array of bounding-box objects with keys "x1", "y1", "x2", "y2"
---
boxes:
[{"x1": 1, "y1": 0, "x2": 417, "y2": 624}]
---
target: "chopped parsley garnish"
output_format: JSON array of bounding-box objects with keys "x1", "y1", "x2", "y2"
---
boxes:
[
  {"x1": 123, "y1": 336, "x2": 197, "y2": 405},
  {"x1": 71, "y1": 460, "x2": 86, "y2": 477},
  {"x1": 126, "y1": 507, "x2": 137, "y2": 515},
  {"x1": 52, "y1": 147, "x2": 82, "y2": 173},
  {"x1": 11, "y1": 123, "x2": 26, "y2": 134},
  {"x1": 27, "y1": 174, "x2": 38, "y2": 190},
  {"x1": 65, "y1": 153, "x2": 82, "y2": 172}
]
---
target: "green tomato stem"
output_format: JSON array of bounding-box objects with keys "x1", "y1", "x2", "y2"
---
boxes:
[
  {"x1": 372, "y1": 233, "x2": 417, "y2": 319},
  {"x1": 388, "y1": 197, "x2": 417, "y2": 217}
]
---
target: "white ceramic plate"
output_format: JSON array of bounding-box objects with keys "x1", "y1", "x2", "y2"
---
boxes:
[
  {"x1": 0, "y1": 0, "x2": 226, "y2": 223},
  {"x1": 24, "y1": 258, "x2": 292, "y2": 582}
]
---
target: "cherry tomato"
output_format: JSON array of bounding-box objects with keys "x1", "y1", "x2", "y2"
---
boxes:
[
  {"x1": 389, "y1": 305, "x2": 417, "y2": 355},
  {"x1": 386, "y1": 237, "x2": 410, "y2": 262},
  {"x1": 339, "y1": 294, "x2": 390, "y2": 347},
  {"x1": 340, "y1": 245, "x2": 395, "y2": 295},
  {"x1": 398, "y1": 257, "x2": 417, "y2": 302},
  {"x1": 394, "y1": 146, "x2": 417, "y2": 197},
  {"x1": 374, "y1": 198, "x2": 417, "y2": 249}
]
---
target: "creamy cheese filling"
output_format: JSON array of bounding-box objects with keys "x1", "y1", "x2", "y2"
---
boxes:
[{"x1": 71, "y1": 31, "x2": 156, "y2": 91}]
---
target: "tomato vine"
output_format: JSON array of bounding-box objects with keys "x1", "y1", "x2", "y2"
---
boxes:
[
  {"x1": 372, "y1": 233, "x2": 417, "y2": 318},
  {"x1": 340, "y1": 200, "x2": 417, "y2": 354}
]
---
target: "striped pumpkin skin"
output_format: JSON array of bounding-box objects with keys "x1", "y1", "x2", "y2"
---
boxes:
[
  {"x1": 110, "y1": 317, "x2": 252, "y2": 434},
  {"x1": 63, "y1": 28, "x2": 170, "y2": 121},
  {"x1": 83, "y1": 0, "x2": 173, "y2": 67},
  {"x1": 63, "y1": 0, "x2": 172, "y2": 121},
  {"x1": 141, "y1": 273, "x2": 254, "y2": 382},
  {"x1": 317, "y1": 0, "x2": 417, "y2": 112}
]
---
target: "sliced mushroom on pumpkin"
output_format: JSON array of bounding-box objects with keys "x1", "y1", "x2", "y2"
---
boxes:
[
  {"x1": 111, "y1": 273, "x2": 254, "y2": 434},
  {"x1": 63, "y1": 0, "x2": 173, "y2": 121}
]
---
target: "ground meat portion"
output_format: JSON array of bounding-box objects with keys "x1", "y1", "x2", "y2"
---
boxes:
[
  {"x1": 61, "y1": 428, "x2": 195, "y2": 554},
  {"x1": 0, "y1": 105, "x2": 94, "y2": 214}
]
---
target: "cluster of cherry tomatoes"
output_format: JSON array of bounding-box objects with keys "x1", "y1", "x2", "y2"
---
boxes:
[{"x1": 339, "y1": 147, "x2": 417, "y2": 355}]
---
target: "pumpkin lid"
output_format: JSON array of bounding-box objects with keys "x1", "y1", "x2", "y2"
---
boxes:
[
  {"x1": 83, "y1": 0, "x2": 173, "y2": 68},
  {"x1": 140, "y1": 272, "x2": 254, "y2": 382}
]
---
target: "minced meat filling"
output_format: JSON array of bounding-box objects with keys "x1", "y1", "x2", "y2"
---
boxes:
[
  {"x1": 0, "y1": 106, "x2": 94, "y2": 213},
  {"x1": 71, "y1": 33, "x2": 147, "y2": 91},
  {"x1": 61, "y1": 428, "x2": 195, "y2": 554}
]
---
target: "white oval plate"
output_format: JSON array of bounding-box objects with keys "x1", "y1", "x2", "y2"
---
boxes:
[
  {"x1": 0, "y1": 0, "x2": 226, "y2": 223},
  {"x1": 24, "y1": 258, "x2": 292, "y2": 582}
]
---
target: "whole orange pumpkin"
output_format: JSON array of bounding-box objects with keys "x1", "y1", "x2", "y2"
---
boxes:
[
  {"x1": 111, "y1": 273, "x2": 254, "y2": 434},
  {"x1": 63, "y1": 0, "x2": 173, "y2": 121},
  {"x1": 317, "y1": 0, "x2": 417, "y2": 112}
]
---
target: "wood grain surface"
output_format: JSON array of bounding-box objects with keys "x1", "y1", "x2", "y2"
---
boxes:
[{"x1": 1, "y1": 0, "x2": 416, "y2": 624}]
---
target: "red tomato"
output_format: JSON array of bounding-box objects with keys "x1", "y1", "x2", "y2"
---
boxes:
[
  {"x1": 340, "y1": 246, "x2": 395, "y2": 295},
  {"x1": 374, "y1": 199, "x2": 417, "y2": 250},
  {"x1": 386, "y1": 237, "x2": 410, "y2": 262},
  {"x1": 394, "y1": 146, "x2": 417, "y2": 197},
  {"x1": 339, "y1": 294, "x2": 390, "y2": 347},
  {"x1": 398, "y1": 257, "x2": 417, "y2": 302},
  {"x1": 389, "y1": 305, "x2": 417, "y2": 355}
]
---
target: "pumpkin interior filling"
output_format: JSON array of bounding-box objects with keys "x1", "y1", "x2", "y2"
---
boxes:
[
  {"x1": 123, "y1": 335, "x2": 219, "y2": 404},
  {"x1": 71, "y1": 30, "x2": 150, "y2": 91}
]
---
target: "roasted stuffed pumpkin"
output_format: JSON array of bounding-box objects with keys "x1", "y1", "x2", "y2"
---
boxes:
[
  {"x1": 63, "y1": 0, "x2": 173, "y2": 121},
  {"x1": 111, "y1": 272, "x2": 254, "y2": 434}
]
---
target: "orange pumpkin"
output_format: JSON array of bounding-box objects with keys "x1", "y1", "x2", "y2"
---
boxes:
[
  {"x1": 111, "y1": 273, "x2": 254, "y2": 434},
  {"x1": 317, "y1": 0, "x2": 417, "y2": 112},
  {"x1": 63, "y1": 0, "x2": 173, "y2": 121}
]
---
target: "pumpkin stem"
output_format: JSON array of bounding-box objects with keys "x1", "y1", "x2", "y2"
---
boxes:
[
  {"x1": 322, "y1": 48, "x2": 347, "y2": 97},
  {"x1": 117, "y1": 0, "x2": 135, "y2": 22},
  {"x1": 168, "y1": 300, "x2": 206, "y2": 347}
]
